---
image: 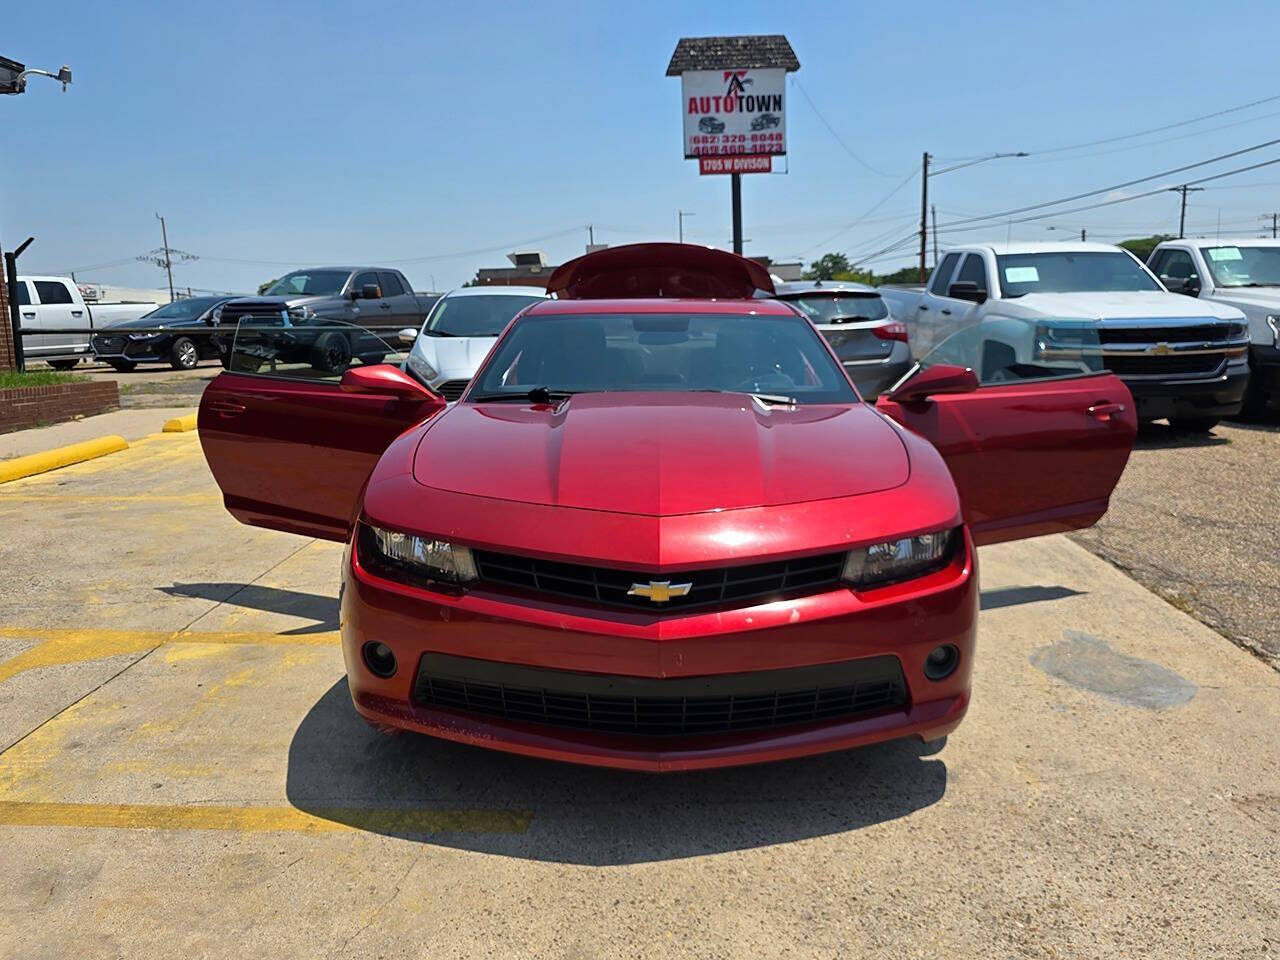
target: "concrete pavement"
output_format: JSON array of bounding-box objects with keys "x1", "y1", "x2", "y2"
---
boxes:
[{"x1": 0, "y1": 433, "x2": 1276, "y2": 958}]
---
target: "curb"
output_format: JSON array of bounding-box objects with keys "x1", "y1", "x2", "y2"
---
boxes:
[
  {"x1": 162, "y1": 414, "x2": 198, "y2": 433},
  {"x1": 0, "y1": 435, "x2": 130, "y2": 485}
]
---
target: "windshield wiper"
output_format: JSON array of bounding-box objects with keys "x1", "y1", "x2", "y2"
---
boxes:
[
  {"x1": 468, "y1": 386, "x2": 577, "y2": 404},
  {"x1": 688, "y1": 389, "x2": 797, "y2": 406},
  {"x1": 423, "y1": 330, "x2": 460, "y2": 337}
]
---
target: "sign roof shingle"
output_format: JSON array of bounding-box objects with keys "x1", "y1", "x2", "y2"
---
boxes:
[{"x1": 666, "y1": 35, "x2": 800, "y2": 76}]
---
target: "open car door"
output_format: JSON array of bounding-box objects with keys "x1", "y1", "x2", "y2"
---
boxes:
[
  {"x1": 875, "y1": 318, "x2": 1137, "y2": 546},
  {"x1": 198, "y1": 320, "x2": 445, "y2": 541}
]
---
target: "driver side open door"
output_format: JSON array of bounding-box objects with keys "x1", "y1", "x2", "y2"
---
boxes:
[{"x1": 198, "y1": 321, "x2": 444, "y2": 541}]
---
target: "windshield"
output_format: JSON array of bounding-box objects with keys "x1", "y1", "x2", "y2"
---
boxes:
[
  {"x1": 263, "y1": 270, "x2": 350, "y2": 297},
  {"x1": 996, "y1": 252, "x2": 1159, "y2": 297},
  {"x1": 425, "y1": 294, "x2": 545, "y2": 337},
  {"x1": 470, "y1": 312, "x2": 858, "y2": 404},
  {"x1": 782, "y1": 293, "x2": 889, "y2": 323},
  {"x1": 1199, "y1": 245, "x2": 1280, "y2": 287},
  {"x1": 145, "y1": 297, "x2": 222, "y2": 320}
]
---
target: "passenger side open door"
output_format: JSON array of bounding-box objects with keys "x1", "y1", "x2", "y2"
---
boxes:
[
  {"x1": 198, "y1": 321, "x2": 444, "y2": 541},
  {"x1": 875, "y1": 320, "x2": 1136, "y2": 546}
]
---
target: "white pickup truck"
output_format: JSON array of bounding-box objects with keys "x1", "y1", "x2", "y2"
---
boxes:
[
  {"x1": 11, "y1": 275, "x2": 158, "y2": 369},
  {"x1": 1148, "y1": 237, "x2": 1280, "y2": 415},
  {"x1": 879, "y1": 242, "x2": 1250, "y2": 430}
]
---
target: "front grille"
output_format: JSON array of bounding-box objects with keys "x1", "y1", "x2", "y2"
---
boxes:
[
  {"x1": 93, "y1": 336, "x2": 125, "y2": 353},
  {"x1": 217, "y1": 302, "x2": 286, "y2": 326},
  {"x1": 1103, "y1": 354, "x2": 1224, "y2": 377},
  {"x1": 473, "y1": 550, "x2": 846, "y2": 613},
  {"x1": 1098, "y1": 324, "x2": 1232, "y2": 344},
  {"x1": 436, "y1": 379, "x2": 469, "y2": 401},
  {"x1": 412, "y1": 653, "x2": 908, "y2": 737}
]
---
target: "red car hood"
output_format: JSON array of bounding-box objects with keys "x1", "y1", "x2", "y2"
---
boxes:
[{"x1": 412, "y1": 392, "x2": 909, "y2": 517}]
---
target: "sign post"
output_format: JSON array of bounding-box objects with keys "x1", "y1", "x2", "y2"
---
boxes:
[{"x1": 667, "y1": 36, "x2": 799, "y2": 255}]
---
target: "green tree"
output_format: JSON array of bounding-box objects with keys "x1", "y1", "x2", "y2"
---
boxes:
[
  {"x1": 868, "y1": 266, "x2": 920, "y2": 287},
  {"x1": 803, "y1": 253, "x2": 852, "y2": 280},
  {"x1": 1118, "y1": 235, "x2": 1174, "y2": 263}
]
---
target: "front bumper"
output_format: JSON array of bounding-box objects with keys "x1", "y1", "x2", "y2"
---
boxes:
[
  {"x1": 1251, "y1": 344, "x2": 1280, "y2": 393},
  {"x1": 340, "y1": 530, "x2": 977, "y2": 771},
  {"x1": 1124, "y1": 360, "x2": 1250, "y2": 421}
]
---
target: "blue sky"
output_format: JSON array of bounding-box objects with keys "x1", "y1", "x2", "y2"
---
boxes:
[{"x1": 5, "y1": 0, "x2": 1280, "y2": 293}]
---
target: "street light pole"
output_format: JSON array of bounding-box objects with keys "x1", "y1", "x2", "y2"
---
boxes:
[
  {"x1": 678, "y1": 210, "x2": 695, "y2": 243},
  {"x1": 156, "y1": 213, "x2": 175, "y2": 302}
]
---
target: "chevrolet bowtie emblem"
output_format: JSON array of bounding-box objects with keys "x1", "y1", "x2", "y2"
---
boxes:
[
  {"x1": 1152, "y1": 342, "x2": 1172, "y2": 356},
  {"x1": 627, "y1": 580, "x2": 694, "y2": 603}
]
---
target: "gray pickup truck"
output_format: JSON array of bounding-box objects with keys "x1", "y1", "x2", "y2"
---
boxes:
[{"x1": 212, "y1": 267, "x2": 438, "y2": 372}]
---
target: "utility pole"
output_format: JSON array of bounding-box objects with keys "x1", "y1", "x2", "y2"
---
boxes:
[
  {"x1": 918, "y1": 152, "x2": 930, "y2": 283},
  {"x1": 1168, "y1": 185, "x2": 1204, "y2": 239},
  {"x1": 156, "y1": 213, "x2": 174, "y2": 301},
  {"x1": 678, "y1": 210, "x2": 696, "y2": 243},
  {"x1": 930, "y1": 204, "x2": 938, "y2": 268},
  {"x1": 1081, "y1": 228, "x2": 1087, "y2": 242},
  {"x1": 1261, "y1": 212, "x2": 1278, "y2": 238},
  {"x1": 587, "y1": 224, "x2": 594, "y2": 246}
]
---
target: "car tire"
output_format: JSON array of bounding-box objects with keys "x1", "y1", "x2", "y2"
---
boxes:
[
  {"x1": 169, "y1": 336, "x2": 200, "y2": 370},
  {"x1": 48, "y1": 359, "x2": 80, "y2": 371},
  {"x1": 311, "y1": 332, "x2": 352, "y2": 374},
  {"x1": 1169, "y1": 416, "x2": 1219, "y2": 433},
  {"x1": 107, "y1": 359, "x2": 138, "y2": 373}
]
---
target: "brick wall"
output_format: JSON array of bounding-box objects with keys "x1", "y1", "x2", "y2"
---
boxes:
[
  {"x1": 0, "y1": 245, "x2": 14, "y2": 371},
  {"x1": 0, "y1": 381, "x2": 119, "y2": 434}
]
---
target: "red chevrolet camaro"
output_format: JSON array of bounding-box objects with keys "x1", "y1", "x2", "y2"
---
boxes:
[{"x1": 199, "y1": 243, "x2": 1136, "y2": 772}]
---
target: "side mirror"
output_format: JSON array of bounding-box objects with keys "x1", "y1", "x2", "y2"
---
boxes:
[
  {"x1": 397, "y1": 327, "x2": 419, "y2": 345},
  {"x1": 360, "y1": 283, "x2": 382, "y2": 300},
  {"x1": 884, "y1": 363, "x2": 979, "y2": 404},
  {"x1": 1184, "y1": 278, "x2": 1201, "y2": 297},
  {"x1": 948, "y1": 281, "x2": 987, "y2": 304},
  {"x1": 340, "y1": 363, "x2": 440, "y2": 401}
]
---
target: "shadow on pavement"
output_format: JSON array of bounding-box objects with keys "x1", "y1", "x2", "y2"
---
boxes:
[
  {"x1": 158, "y1": 582, "x2": 338, "y2": 634},
  {"x1": 285, "y1": 679, "x2": 948, "y2": 865},
  {"x1": 980, "y1": 585, "x2": 1083, "y2": 611},
  {"x1": 1133, "y1": 422, "x2": 1229, "y2": 450}
]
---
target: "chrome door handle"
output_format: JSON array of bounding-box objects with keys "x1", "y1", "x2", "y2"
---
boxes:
[
  {"x1": 71, "y1": 310, "x2": 84, "y2": 317},
  {"x1": 22, "y1": 311, "x2": 35, "y2": 319},
  {"x1": 1087, "y1": 402, "x2": 1126, "y2": 421}
]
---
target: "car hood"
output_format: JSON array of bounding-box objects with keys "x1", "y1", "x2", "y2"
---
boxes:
[
  {"x1": 412, "y1": 392, "x2": 909, "y2": 516},
  {"x1": 412, "y1": 335, "x2": 499, "y2": 379},
  {"x1": 102, "y1": 313, "x2": 213, "y2": 330},
  {"x1": 1000, "y1": 291, "x2": 1244, "y2": 321},
  {"x1": 1205, "y1": 288, "x2": 1280, "y2": 311}
]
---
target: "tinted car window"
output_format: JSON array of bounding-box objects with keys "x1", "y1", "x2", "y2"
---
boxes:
[
  {"x1": 956, "y1": 253, "x2": 988, "y2": 287},
  {"x1": 262, "y1": 270, "x2": 350, "y2": 296},
  {"x1": 352, "y1": 272, "x2": 382, "y2": 296},
  {"x1": 377, "y1": 272, "x2": 405, "y2": 296},
  {"x1": 929, "y1": 253, "x2": 962, "y2": 296},
  {"x1": 34, "y1": 280, "x2": 74, "y2": 305},
  {"x1": 782, "y1": 293, "x2": 888, "y2": 323},
  {"x1": 146, "y1": 297, "x2": 223, "y2": 319},
  {"x1": 471, "y1": 313, "x2": 858, "y2": 404},
  {"x1": 13, "y1": 281, "x2": 30, "y2": 306},
  {"x1": 425, "y1": 295, "x2": 545, "y2": 337}
]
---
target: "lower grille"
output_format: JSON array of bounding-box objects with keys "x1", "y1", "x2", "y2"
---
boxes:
[
  {"x1": 412, "y1": 653, "x2": 908, "y2": 737},
  {"x1": 1103, "y1": 354, "x2": 1225, "y2": 377},
  {"x1": 1098, "y1": 324, "x2": 1231, "y2": 344},
  {"x1": 473, "y1": 550, "x2": 846, "y2": 613},
  {"x1": 435, "y1": 379, "x2": 469, "y2": 401}
]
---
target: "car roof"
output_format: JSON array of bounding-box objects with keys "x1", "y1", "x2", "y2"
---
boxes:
[
  {"x1": 948, "y1": 241, "x2": 1128, "y2": 256},
  {"x1": 440, "y1": 285, "x2": 549, "y2": 299},
  {"x1": 1171, "y1": 236, "x2": 1280, "y2": 247},
  {"x1": 524, "y1": 297, "x2": 797, "y2": 316},
  {"x1": 772, "y1": 280, "x2": 878, "y2": 296}
]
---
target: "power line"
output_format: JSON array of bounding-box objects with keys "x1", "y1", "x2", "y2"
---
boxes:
[
  {"x1": 800, "y1": 169, "x2": 919, "y2": 255},
  {"x1": 934, "y1": 136, "x2": 1280, "y2": 231},
  {"x1": 1026, "y1": 91, "x2": 1280, "y2": 156},
  {"x1": 791, "y1": 76, "x2": 905, "y2": 178}
]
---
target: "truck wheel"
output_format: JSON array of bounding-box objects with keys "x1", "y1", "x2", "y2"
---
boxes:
[
  {"x1": 311, "y1": 333, "x2": 352, "y2": 374},
  {"x1": 169, "y1": 337, "x2": 200, "y2": 370},
  {"x1": 48, "y1": 359, "x2": 80, "y2": 371},
  {"x1": 107, "y1": 359, "x2": 137, "y2": 373},
  {"x1": 1169, "y1": 417, "x2": 1219, "y2": 433}
]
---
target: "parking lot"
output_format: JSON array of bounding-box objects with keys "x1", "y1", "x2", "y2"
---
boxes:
[{"x1": 0, "y1": 422, "x2": 1276, "y2": 958}]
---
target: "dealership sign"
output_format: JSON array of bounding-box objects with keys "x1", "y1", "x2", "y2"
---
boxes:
[{"x1": 681, "y1": 68, "x2": 785, "y2": 167}]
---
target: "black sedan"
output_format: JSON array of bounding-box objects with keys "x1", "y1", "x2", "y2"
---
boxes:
[{"x1": 91, "y1": 296, "x2": 237, "y2": 371}]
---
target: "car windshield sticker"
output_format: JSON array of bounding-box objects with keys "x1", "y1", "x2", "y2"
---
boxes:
[
  {"x1": 1207, "y1": 247, "x2": 1244, "y2": 262},
  {"x1": 1004, "y1": 266, "x2": 1040, "y2": 283}
]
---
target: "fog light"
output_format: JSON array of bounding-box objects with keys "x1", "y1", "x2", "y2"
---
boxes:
[
  {"x1": 363, "y1": 641, "x2": 397, "y2": 678},
  {"x1": 923, "y1": 644, "x2": 959, "y2": 681}
]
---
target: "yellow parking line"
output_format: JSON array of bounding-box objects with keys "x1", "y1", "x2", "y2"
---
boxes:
[
  {"x1": 0, "y1": 800, "x2": 532, "y2": 835},
  {"x1": 0, "y1": 627, "x2": 339, "y2": 685},
  {"x1": 0, "y1": 436, "x2": 129, "y2": 484}
]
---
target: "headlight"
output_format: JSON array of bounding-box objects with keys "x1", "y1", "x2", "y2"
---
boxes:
[
  {"x1": 1268, "y1": 315, "x2": 1279, "y2": 347},
  {"x1": 358, "y1": 523, "x2": 477, "y2": 588},
  {"x1": 127, "y1": 331, "x2": 160, "y2": 340},
  {"x1": 406, "y1": 350, "x2": 438, "y2": 383},
  {"x1": 841, "y1": 528, "x2": 958, "y2": 589},
  {"x1": 287, "y1": 304, "x2": 318, "y2": 321}
]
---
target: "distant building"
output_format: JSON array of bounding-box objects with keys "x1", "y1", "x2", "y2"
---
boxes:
[
  {"x1": 748, "y1": 256, "x2": 804, "y2": 283},
  {"x1": 473, "y1": 250, "x2": 559, "y2": 288}
]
